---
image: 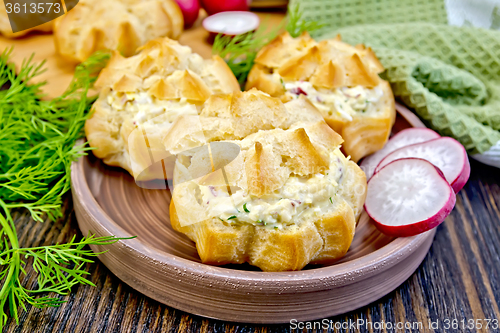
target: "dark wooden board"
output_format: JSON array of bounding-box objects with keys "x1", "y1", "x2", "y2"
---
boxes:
[{"x1": 4, "y1": 158, "x2": 500, "y2": 333}]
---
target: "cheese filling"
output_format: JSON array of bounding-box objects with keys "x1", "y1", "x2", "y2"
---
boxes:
[
  {"x1": 106, "y1": 91, "x2": 199, "y2": 128},
  {"x1": 199, "y1": 150, "x2": 348, "y2": 229},
  {"x1": 283, "y1": 80, "x2": 384, "y2": 121}
]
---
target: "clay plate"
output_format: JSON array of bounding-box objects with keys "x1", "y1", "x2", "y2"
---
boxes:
[{"x1": 71, "y1": 103, "x2": 435, "y2": 324}]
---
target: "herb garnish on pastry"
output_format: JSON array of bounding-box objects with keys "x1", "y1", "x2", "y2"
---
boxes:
[{"x1": 246, "y1": 32, "x2": 396, "y2": 162}]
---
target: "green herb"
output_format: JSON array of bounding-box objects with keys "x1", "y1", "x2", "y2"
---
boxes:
[
  {"x1": 212, "y1": 4, "x2": 322, "y2": 87},
  {"x1": 227, "y1": 216, "x2": 237, "y2": 220},
  {"x1": 329, "y1": 197, "x2": 333, "y2": 204},
  {"x1": 0, "y1": 49, "x2": 129, "y2": 330},
  {"x1": 274, "y1": 226, "x2": 278, "y2": 230},
  {"x1": 212, "y1": 21, "x2": 282, "y2": 86},
  {"x1": 218, "y1": 217, "x2": 224, "y2": 221},
  {"x1": 243, "y1": 203, "x2": 250, "y2": 213},
  {"x1": 286, "y1": 3, "x2": 324, "y2": 38}
]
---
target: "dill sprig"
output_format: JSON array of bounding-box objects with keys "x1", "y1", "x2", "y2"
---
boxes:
[
  {"x1": 0, "y1": 49, "x2": 129, "y2": 330},
  {"x1": 212, "y1": 4, "x2": 323, "y2": 86},
  {"x1": 212, "y1": 20, "x2": 283, "y2": 86},
  {"x1": 286, "y1": 3, "x2": 325, "y2": 38}
]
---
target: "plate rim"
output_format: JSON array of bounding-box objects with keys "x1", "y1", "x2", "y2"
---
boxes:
[
  {"x1": 71, "y1": 103, "x2": 432, "y2": 285},
  {"x1": 72, "y1": 164, "x2": 432, "y2": 286},
  {"x1": 70, "y1": 103, "x2": 437, "y2": 322}
]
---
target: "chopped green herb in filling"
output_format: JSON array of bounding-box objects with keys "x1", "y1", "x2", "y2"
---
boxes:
[{"x1": 203, "y1": 150, "x2": 348, "y2": 229}]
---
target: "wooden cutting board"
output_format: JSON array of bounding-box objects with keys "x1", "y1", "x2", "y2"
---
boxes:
[{"x1": 0, "y1": 10, "x2": 285, "y2": 99}]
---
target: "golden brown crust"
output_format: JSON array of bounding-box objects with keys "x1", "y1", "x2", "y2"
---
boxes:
[
  {"x1": 277, "y1": 46, "x2": 321, "y2": 81},
  {"x1": 254, "y1": 31, "x2": 316, "y2": 68},
  {"x1": 169, "y1": 90, "x2": 367, "y2": 271},
  {"x1": 309, "y1": 200, "x2": 355, "y2": 264},
  {"x1": 245, "y1": 141, "x2": 285, "y2": 196},
  {"x1": 170, "y1": 153, "x2": 364, "y2": 271},
  {"x1": 85, "y1": 38, "x2": 240, "y2": 180},
  {"x1": 54, "y1": 0, "x2": 184, "y2": 63},
  {"x1": 326, "y1": 81, "x2": 395, "y2": 162},
  {"x1": 171, "y1": 199, "x2": 357, "y2": 270},
  {"x1": 170, "y1": 203, "x2": 254, "y2": 265},
  {"x1": 246, "y1": 32, "x2": 396, "y2": 162},
  {"x1": 162, "y1": 90, "x2": 335, "y2": 161}
]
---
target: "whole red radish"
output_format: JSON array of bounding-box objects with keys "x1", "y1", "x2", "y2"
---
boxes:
[
  {"x1": 365, "y1": 158, "x2": 456, "y2": 237},
  {"x1": 174, "y1": 0, "x2": 201, "y2": 28},
  {"x1": 201, "y1": 0, "x2": 249, "y2": 15}
]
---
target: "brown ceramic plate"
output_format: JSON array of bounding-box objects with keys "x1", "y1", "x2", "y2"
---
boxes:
[{"x1": 71, "y1": 103, "x2": 435, "y2": 324}]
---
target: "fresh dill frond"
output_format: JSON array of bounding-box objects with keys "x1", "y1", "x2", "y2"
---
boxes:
[
  {"x1": 212, "y1": 20, "x2": 283, "y2": 86},
  {"x1": 212, "y1": 5, "x2": 323, "y2": 87},
  {"x1": 0, "y1": 49, "x2": 131, "y2": 330},
  {"x1": 286, "y1": 3, "x2": 324, "y2": 38}
]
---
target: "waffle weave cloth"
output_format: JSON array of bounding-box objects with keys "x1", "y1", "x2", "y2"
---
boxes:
[{"x1": 291, "y1": 0, "x2": 500, "y2": 168}]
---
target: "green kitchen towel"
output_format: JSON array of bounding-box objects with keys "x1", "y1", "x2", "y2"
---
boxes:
[{"x1": 290, "y1": 0, "x2": 500, "y2": 168}]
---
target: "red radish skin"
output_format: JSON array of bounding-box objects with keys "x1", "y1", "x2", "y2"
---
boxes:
[
  {"x1": 452, "y1": 155, "x2": 471, "y2": 193},
  {"x1": 365, "y1": 158, "x2": 456, "y2": 237},
  {"x1": 361, "y1": 128, "x2": 440, "y2": 180},
  {"x1": 201, "y1": 0, "x2": 249, "y2": 15},
  {"x1": 174, "y1": 0, "x2": 201, "y2": 28},
  {"x1": 375, "y1": 137, "x2": 470, "y2": 193}
]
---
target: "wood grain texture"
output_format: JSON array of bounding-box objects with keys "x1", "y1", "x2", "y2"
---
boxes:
[
  {"x1": 2, "y1": 8, "x2": 500, "y2": 333},
  {"x1": 70, "y1": 135, "x2": 434, "y2": 323},
  {"x1": 64, "y1": 104, "x2": 432, "y2": 325},
  {"x1": 0, "y1": 11, "x2": 285, "y2": 99},
  {"x1": 4, "y1": 158, "x2": 500, "y2": 332}
]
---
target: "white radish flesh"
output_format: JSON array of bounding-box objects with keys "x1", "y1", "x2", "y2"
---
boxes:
[
  {"x1": 361, "y1": 128, "x2": 440, "y2": 180},
  {"x1": 365, "y1": 158, "x2": 456, "y2": 237},
  {"x1": 375, "y1": 137, "x2": 470, "y2": 193},
  {"x1": 202, "y1": 11, "x2": 259, "y2": 36}
]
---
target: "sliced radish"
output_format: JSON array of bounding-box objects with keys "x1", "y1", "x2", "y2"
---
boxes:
[
  {"x1": 361, "y1": 128, "x2": 440, "y2": 180},
  {"x1": 375, "y1": 137, "x2": 470, "y2": 193},
  {"x1": 174, "y1": 0, "x2": 201, "y2": 28},
  {"x1": 201, "y1": 0, "x2": 249, "y2": 15},
  {"x1": 202, "y1": 11, "x2": 259, "y2": 36},
  {"x1": 365, "y1": 158, "x2": 456, "y2": 237}
]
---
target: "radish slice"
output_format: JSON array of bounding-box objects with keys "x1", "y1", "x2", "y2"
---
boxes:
[
  {"x1": 174, "y1": 0, "x2": 201, "y2": 28},
  {"x1": 361, "y1": 128, "x2": 440, "y2": 180},
  {"x1": 365, "y1": 158, "x2": 456, "y2": 237},
  {"x1": 375, "y1": 137, "x2": 470, "y2": 193},
  {"x1": 202, "y1": 11, "x2": 259, "y2": 36}
]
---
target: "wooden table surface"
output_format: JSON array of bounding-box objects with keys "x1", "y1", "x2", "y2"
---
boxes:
[{"x1": 3, "y1": 10, "x2": 500, "y2": 333}]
